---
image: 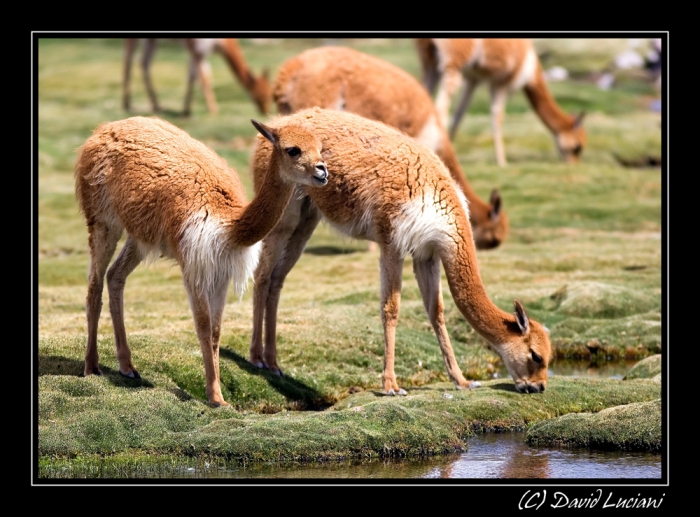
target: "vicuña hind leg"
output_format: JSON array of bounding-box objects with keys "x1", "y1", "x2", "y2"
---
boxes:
[
  {"x1": 186, "y1": 281, "x2": 228, "y2": 407},
  {"x1": 489, "y1": 85, "x2": 509, "y2": 166},
  {"x1": 140, "y1": 39, "x2": 160, "y2": 113},
  {"x1": 106, "y1": 235, "x2": 142, "y2": 379},
  {"x1": 379, "y1": 245, "x2": 406, "y2": 395},
  {"x1": 84, "y1": 222, "x2": 122, "y2": 377},
  {"x1": 122, "y1": 39, "x2": 138, "y2": 111},
  {"x1": 413, "y1": 254, "x2": 480, "y2": 390}
]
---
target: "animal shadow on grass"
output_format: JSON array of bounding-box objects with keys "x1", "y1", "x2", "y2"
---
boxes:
[
  {"x1": 488, "y1": 382, "x2": 521, "y2": 392},
  {"x1": 368, "y1": 382, "x2": 519, "y2": 397},
  {"x1": 220, "y1": 348, "x2": 333, "y2": 410},
  {"x1": 38, "y1": 352, "x2": 329, "y2": 409},
  {"x1": 303, "y1": 245, "x2": 361, "y2": 256},
  {"x1": 129, "y1": 108, "x2": 184, "y2": 119},
  {"x1": 37, "y1": 355, "x2": 155, "y2": 389}
]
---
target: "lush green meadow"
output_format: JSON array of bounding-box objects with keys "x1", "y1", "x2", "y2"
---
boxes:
[{"x1": 35, "y1": 37, "x2": 664, "y2": 475}]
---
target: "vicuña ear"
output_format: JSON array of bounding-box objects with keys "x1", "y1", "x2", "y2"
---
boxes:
[
  {"x1": 251, "y1": 119, "x2": 278, "y2": 145},
  {"x1": 489, "y1": 189, "x2": 502, "y2": 222},
  {"x1": 573, "y1": 110, "x2": 586, "y2": 128},
  {"x1": 513, "y1": 299, "x2": 530, "y2": 335}
]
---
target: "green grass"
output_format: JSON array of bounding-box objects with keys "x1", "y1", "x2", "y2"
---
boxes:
[{"x1": 35, "y1": 37, "x2": 664, "y2": 472}]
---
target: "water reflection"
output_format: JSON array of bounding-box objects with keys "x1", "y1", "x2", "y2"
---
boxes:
[
  {"x1": 424, "y1": 432, "x2": 661, "y2": 479},
  {"x1": 136, "y1": 431, "x2": 660, "y2": 480},
  {"x1": 546, "y1": 358, "x2": 639, "y2": 380}
]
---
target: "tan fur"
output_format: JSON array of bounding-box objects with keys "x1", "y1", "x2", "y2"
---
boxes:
[
  {"x1": 273, "y1": 45, "x2": 507, "y2": 250},
  {"x1": 416, "y1": 38, "x2": 587, "y2": 166},
  {"x1": 250, "y1": 107, "x2": 551, "y2": 394},
  {"x1": 74, "y1": 115, "x2": 328, "y2": 407},
  {"x1": 122, "y1": 38, "x2": 272, "y2": 117}
]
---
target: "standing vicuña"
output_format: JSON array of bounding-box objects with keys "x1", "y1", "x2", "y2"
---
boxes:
[
  {"x1": 273, "y1": 45, "x2": 508, "y2": 250},
  {"x1": 74, "y1": 115, "x2": 328, "y2": 407},
  {"x1": 250, "y1": 107, "x2": 551, "y2": 394},
  {"x1": 416, "y1": 38, "x2": 587, "y2": 166},
  {"x1": 122, "y1": 38, "x2": 272, "y2": 117}
]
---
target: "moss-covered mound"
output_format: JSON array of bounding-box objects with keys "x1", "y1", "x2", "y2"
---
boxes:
[
  {"x1": 624, "y1": 354, "x2": 662, "y2": 380},
  {"x1": 525, "y1": 398, "x2": 661, "y2": 451}
]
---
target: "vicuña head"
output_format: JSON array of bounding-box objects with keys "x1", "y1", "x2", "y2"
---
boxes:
[
  {"x1": 272, "y1": 45, "x2": 508, "y2": 250},
  {"x1": 74, "y1": 115, "x2": 327, "y2": 407},
  {"x1": 550, "y1": 110, "x2": 587, "y2": 164},
  {"x1": 217, "y1": 38, "x2": 272, "y2": 116},
  {"x1": 249, "y1": 107, "x2": 551, "y2": 394}
]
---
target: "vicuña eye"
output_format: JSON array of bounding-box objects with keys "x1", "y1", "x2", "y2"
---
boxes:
[
  {"x1": 286, "y1": 147, "x2": 301, "y2": 157},
  {"x1": 531, "y1": 351, "x2": 543, "y2": 364}
]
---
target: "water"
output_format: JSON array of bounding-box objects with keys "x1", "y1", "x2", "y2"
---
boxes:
[{"x1": 156, "y1": 431, "x2": 660, "y2": 480}]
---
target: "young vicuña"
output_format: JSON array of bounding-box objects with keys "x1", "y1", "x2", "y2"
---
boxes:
[
  {"x1": 273, "y1": 45, "x2": 508, "y2": 250},
  {"x1": 416, "y1": 38, "x2": 587, "y2": 166},
  {"x1": 122, "y1": 38, "x2": 272, "y2": 117},
  {"x1": 74, "y1": 115, "x2": 328, "y2": 407},
  {"x1": 249, "y1": 107, "x2": 552, "y2": 395}
]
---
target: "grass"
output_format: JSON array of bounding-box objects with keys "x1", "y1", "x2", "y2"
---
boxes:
[{"x1": 35, "y1": 36, "x2": 665, "y2": 476}]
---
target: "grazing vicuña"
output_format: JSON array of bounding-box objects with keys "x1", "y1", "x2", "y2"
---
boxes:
[
  {"x1": 250, "y1": 107, "x2": 551, "y2": 394},
  {"x1": 416, "y1": 38, "x2": 587, "y2": 166},
  {"x1": 122, "y1": 38, "x2": 272, "y2": 117},
  {"x1": 273, "y1": 45, "x2": 508, "y2": 250}
]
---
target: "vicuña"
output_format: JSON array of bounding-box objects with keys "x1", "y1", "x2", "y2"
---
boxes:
[
  {"x1": 122, "y1": 38, "x2": 272, "y2": 117},
  {"x1": 273, "y1": 45, "x2": 508, "y2": 250},
  {"x1": 74, "y1": 115, "x2": 329, "y2": 407},
  {"x1": 416, "y1": 38, "x2": 587, "y2": 166},
  {"x1": 249, "y1": 107, "x2": 551, "y2": 395}
]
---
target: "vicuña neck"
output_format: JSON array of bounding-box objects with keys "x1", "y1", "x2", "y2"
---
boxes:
[
  {"x1": 220, "y1": 39, "x2": 255, "y2": 90},
  {"x1": 434, "y1": 141, "x2": 492, "y2": 223},
  {"x1": 439, "y1": 209, "x2": 511, "y2": 344},
  {"x1": 231, "y1": 154, "x2": 294, "y2": 247},
  {"x1": 523, "y1": 65, "x2": 576, "y2": 134}
]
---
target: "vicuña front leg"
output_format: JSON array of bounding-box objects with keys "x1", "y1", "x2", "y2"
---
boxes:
[
  {"x1": 379, "y1": 246, "x2": 406, "y2": 395},
  {"x1": 250, "y1": 195, "x2": 321, "y2": 375},
  {"x1": 434, "y1": 67, "x2": 463, "y2": 135},
  {"x1": 449, "y1": 79, "x2": 478, "y2": 140},
  {"x1": 265, "y1": 201, "x2": 322, "y2": 375},
  {"x1": 250, "y1": 199, "x2": 300, "y2": 371},
  {"x1": 413, "y1": 254, "x2": 480, "y2": 390}
]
